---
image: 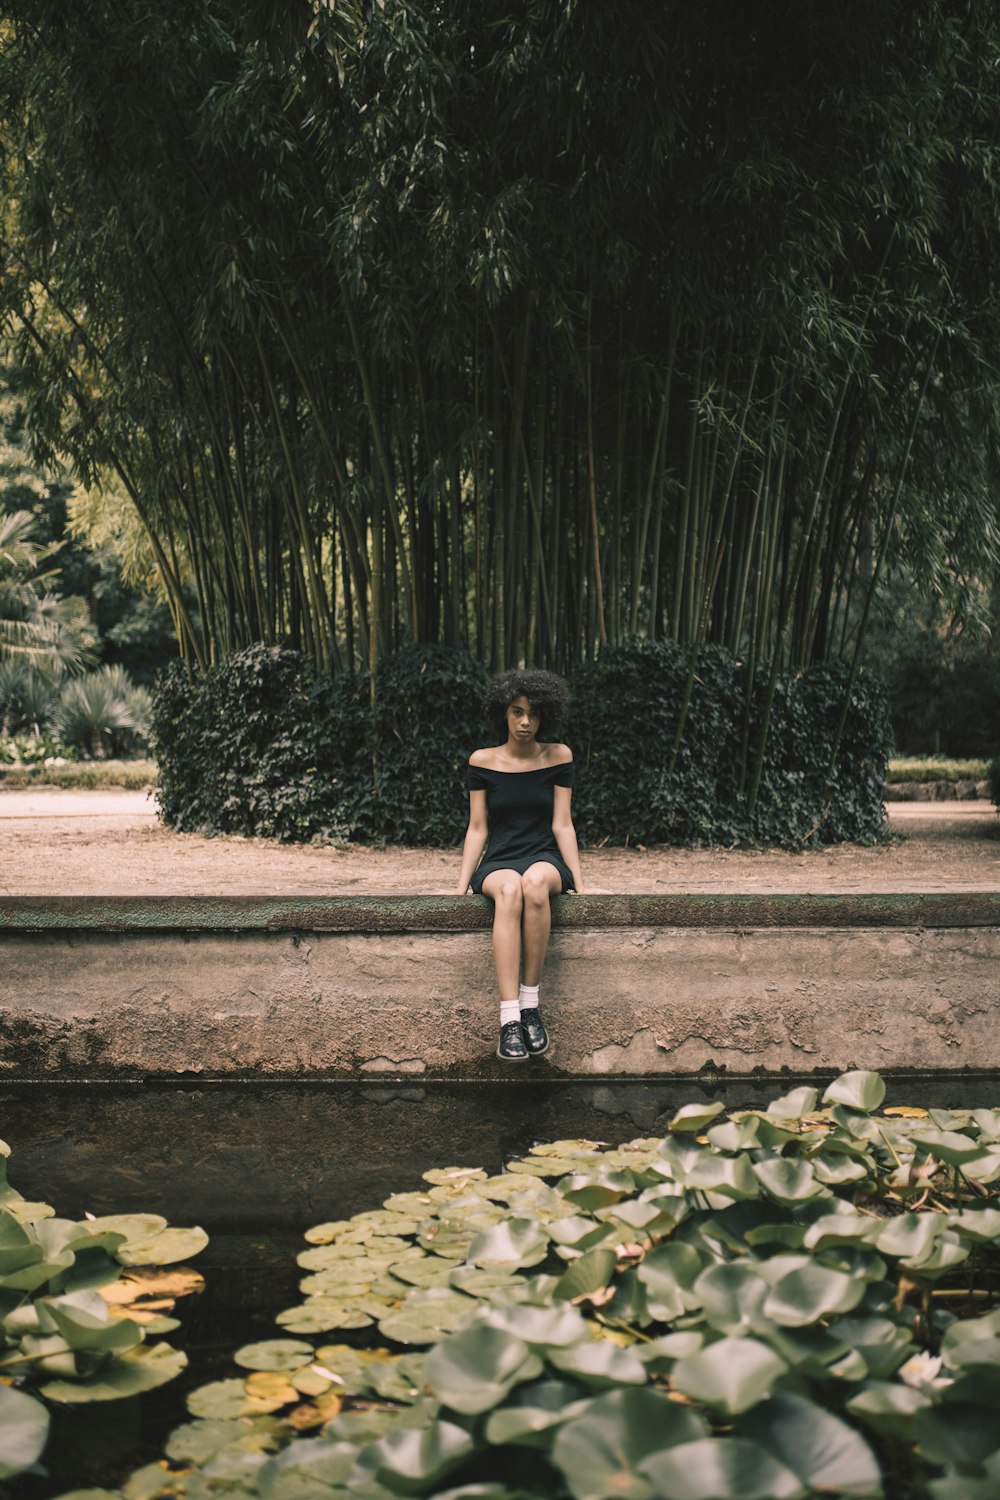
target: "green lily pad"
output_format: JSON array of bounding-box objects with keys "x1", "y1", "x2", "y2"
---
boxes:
[
  {"x1": 0, "y1": 1386, "x2": 49, "y2": 1481},
  {"x1": 763, "y1": 1260, "x2": 866, "y2": 1326},
  {"x1": 383, "y1": 1193, "x2": 436, "y2": 1216},
  {"x1": 557, "y1": 1172, "x2": 635, "y2": 1212},
  {"x1": 637, "y1": 1242, "x2": 706, "y2": 1320},
  {"x1": 753, "y1": 1158, "x2": 829, "y2": 1206},
  {"x1": 299, "y1": 1267, "x2": 378, "y2": 1296},
  {"x1": 949, "y1": 1208, "x2": 1000, "y2": 1241},
  {"x1": 116, "y1": 1225, "x2": 209, "y2": 1267},
  {"x1": 83, "y1": 1214, "x2": 168, "y2": 1242},
  {"x1": 448, "y1": 1266, "x2": 525, "y2": 1297},
  {"x1": 233, "y1": 1338, "x2": 315, "y2": 1371},
  {"x1": 673, "y1": 1337, "x2": 789, "y2": 1415},
  {"x1": 478, "y1": 1302, "x2": 589, "y2": 1348},
  {"x1": 421, "y1": 1167, "x2": 488, "y2": 1187},
  {"x1": 707, "y1": 1118, "x2": 763, "y2": 1153},
  {"x1": 254, "y1": 1436, "x2": 360, "y2": 1491},
  {"x1": 685, "y1": 1153, "x2": 759, "y2": 1199},
  {"x1": 417, "y1": 1219, "x2": 478, "y2": 1259},
  {"x1": 379, "y1": 1288, "x2": 474, "y2": 1346},
  {"x1": 740, "y1": 1390, "x2": 882, "y2": 1497},
  {"x1": 468, "y1": 1218, "x2": 549, "y2": 1269},
  {"x1": 425, "y1": 1324, "x2": 542, "y2": 1413},
  {"x1": 165, "y1": 1416, "x2": 282, "y2": 1465},
  {"x1": 484, "y1": 1379, "x2": 590, "y2": 1446},
  {"x1": 942, "y1": 1307, "x2": 1000, "y2": 1370},
  {"x1": 301, "y1": 1219, "x2": 356, "y2": 1244},
  {"x1": 549, "y1": 1337, "x2": 646, "y2": 1388},
  {"x1": 822, "y1": 1072, "x2": 886, "y2": 1112},
  {"x1": 548, "y1": 1216, "x2": 617, "y2": 1252},
  {"x1": 553, "y1": 1387, "x2": 708, "y2": 1500},
  {"x1": 694, "y1": 1261, "x2": 770, "y2": 1336},
  {"x1": 847, "y1": 1382, "x2": 930, "y2": 1438},
  {"x1": 637, "y1": 1436, "x2": 805, "y2": 1500},
  {"x1": 765, "y1": 1087, "x2": 819, "y2": 1121},
  {"x1": 917, "y1": 1404, "x2": 1000, "y2": 1467},
  {"x1": 276, "y1": 1300, "x2": 374, "y2": 1334},
  {"x1": 387, "y1": 1258, "x2": 455, "y2": 1288},
  {"x1": 910, "y1": 1127, "x2": 987, "y2": 1165},
  {"x1": 802, "y1": 1213, "x2": 878, "y2": 1252},
  {"x1": 39, "y1": 1341, "x2": 188, "y2": 1403},
  {"x1": 554, "y1": 1248, "x2": 617, "y2": 1303},
  {"x1": 365, "y1": 1418, "x2": 475, "y2": 1491},
  {"x1": 668, "y1": 1102, "x2": 725, "y2": 1133},
  {"x1": 812, "y1": 1156, "x2": 869, "y2": 1186}
]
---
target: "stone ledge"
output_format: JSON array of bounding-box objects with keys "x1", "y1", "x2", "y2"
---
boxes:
[{"x1": 2, "y1": 891, "x2": 999, "y2": 933}]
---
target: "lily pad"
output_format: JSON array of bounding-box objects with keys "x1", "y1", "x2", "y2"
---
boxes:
[
  {"x1": 425, "y1": 1324, "x2": 542, "y2": 1413},
  {"x1": 668, "y1": 1102, "x2": 726, "y2": 1134},
  {"x1": 753, "y1": 1158, "x2": 829, "y2": 1206},
  {"x1": 740, "y1": 1391, "x2": 882, "y2": 1498},
  {"x1": 116, "y1": 1225, "x2": 209, "y2": 1267},
  {"x1": 672, "y1": 1337, "x2": 789, "y2": 1415},
  {"x1": 637, "y1": 1436, "x2": 805, "y2": 1500},
  {"x1": 364, "y1": 1418, "x2": 475, "y2": 1490},
  {"x1": 379, "y1": 1287, "x2": 474, "y2": 1346},
  {"x1": 0, "y1": 1386, "x2": 49, "y2": 1481},
  {"x1": 234, "y1": 1338, "x2": 315, "y2": 1372},
  {"x1": 765, "y1": 1087, "x2": 819, "y2": 1121},
  {"x1": 484, "y1": 1379, "x2": 590, "y2": 1447},
  {"x1": 822, "y1": 1071, "x2": 886, "y2": 1112},
  {"x1": 548, "y1": 1337, "x2": 647, "y2": 1387},
  {"x1": 553, "y1": 1387, "x2": 708, "y2": 1500},
  {"x1": 467, "y1": 1218, "x2": 549, "y2": 1269},
  {"x1": 39, "y1": 1341, "x2": 188, "y2": 1403},
  {"x1": 276, "y1": 1300, "x2": 374, "y2": 1334}
]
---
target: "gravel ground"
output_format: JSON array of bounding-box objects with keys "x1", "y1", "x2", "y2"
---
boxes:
[{"x1": 0, "y1": 789, "x2": 996, "y2": 896}]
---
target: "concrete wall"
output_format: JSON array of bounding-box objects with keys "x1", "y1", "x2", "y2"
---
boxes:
[{"x1": 1, "y1": 896, "x2": 997, "y2": 1078}]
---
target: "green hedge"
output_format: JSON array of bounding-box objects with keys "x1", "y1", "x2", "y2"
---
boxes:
[{"x1": 151, "y1": 641, "x2": 889, "y2": 848}]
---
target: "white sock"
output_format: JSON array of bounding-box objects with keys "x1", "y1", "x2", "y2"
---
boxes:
[
  {"x1": 518, "y1": 984, "x2": 540, "y2": 1013},
  {"x1": 500, "y1": 1000, "x2": 521, "y2": 1027}
]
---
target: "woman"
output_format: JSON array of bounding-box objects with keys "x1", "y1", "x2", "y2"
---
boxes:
[{"x1": 455, "y1": 669, "x2": 585, "y2": 1060}]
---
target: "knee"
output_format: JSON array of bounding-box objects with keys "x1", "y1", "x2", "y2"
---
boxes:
[
  {"x1": 494, "y1": 879, "x2": 523, "y2": 912},
  {"x1": 521, "y1": 872, "x2": 551, "y2": 907}
]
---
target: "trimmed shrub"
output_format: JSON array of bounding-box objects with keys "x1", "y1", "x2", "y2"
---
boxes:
[
  {"x1": 364, "y1": 644, "x2": 490, "y2": 845},
  {"x1": 152, "y1": 645, "x2": 370, "y2": 841},
  {"x1": 570, "y1": 642, "x2": 890, "y2": 848},
  {"x1": 151, "y1": 640, "x2": 890, "y2": 848}
]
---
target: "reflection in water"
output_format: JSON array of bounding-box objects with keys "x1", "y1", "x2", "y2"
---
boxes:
[{"x1": 1, "y1": 1076, "x2": 997, "y2": 1496}]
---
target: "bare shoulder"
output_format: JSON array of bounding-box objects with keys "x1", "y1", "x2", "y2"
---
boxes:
[
  {"x1": 469, "y1": 747, "x2": 497, "y2": 769},
  {"x1": 547, "y1": 743, "x2": 574, "y2": 765}
]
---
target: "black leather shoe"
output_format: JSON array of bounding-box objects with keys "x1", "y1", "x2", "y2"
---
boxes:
[
  {"x1": 497, "y1": 1021, "x2": 528, "y2": 1061},
  {"x1": 519, "y1": 1008, "x2": 549, "y2": 1057}
]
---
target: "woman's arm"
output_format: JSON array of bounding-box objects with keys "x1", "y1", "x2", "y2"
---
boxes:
[
  {"x1": 455, "y1": 788, "x2": 489, "y2": 893},
  {"x1": 552, "y1": 785, "x2": 585, "y2": 894}
]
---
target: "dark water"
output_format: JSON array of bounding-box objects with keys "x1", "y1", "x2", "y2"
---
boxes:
[{"x1": 2, "y1": 1076, "x2": 998, "y2": 1496}]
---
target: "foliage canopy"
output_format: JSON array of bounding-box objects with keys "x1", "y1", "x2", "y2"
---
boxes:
[{"x1": 0, "y1": 0, "x2": 998, "y2": 698}]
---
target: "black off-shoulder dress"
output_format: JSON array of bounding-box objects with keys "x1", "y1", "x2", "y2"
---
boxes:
[{"x1": 467, "y1": 760, "x2": 576, "y2": 894}]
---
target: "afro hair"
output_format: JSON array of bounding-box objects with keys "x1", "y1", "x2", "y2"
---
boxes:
[{"x1": 482, "y1": 669, "x2": 571, "y2": 742}]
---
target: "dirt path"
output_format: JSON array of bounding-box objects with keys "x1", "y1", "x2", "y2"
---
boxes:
[{"x1": 0, "y1": 789, "x2": 996, "y2": 895}]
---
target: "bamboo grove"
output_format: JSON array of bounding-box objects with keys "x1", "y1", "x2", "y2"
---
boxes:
[{"x1": 0, "y1": 0, "x2": 999, "y2": 679}]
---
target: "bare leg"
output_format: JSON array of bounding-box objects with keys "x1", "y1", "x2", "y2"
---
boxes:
[
  {"x1": 520, "y1": 862, "x2": 563, "y2": 986},
  {"x1": 481, "y1": 870, "x2": 525, "y2": 998}
]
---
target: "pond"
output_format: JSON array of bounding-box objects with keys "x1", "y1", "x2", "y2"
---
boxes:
[{"x1": 2, "y1": 1074, "x2": 999, "y2": 1497}]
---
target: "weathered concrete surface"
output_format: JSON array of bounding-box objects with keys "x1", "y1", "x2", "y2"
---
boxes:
[
  {"x1": 2, "y1": 914, "x2": 997, "y2": 1077},
  {"x1": 4, "y1": 891, "x2": 999, "y2": 931}
]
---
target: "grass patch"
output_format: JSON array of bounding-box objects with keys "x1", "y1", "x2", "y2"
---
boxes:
[
  {"x1": 0, "y1": 759, "x2": 157, "y2": 789},
  {"x1": 887, "y1": 755, "x2": 988, "y2": 783}
]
